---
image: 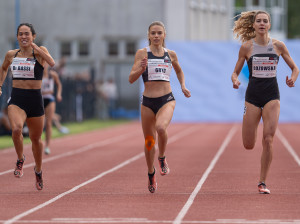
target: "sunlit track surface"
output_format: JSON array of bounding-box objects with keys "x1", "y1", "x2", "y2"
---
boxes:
[
  {"x1": 0, "y1": 122, "x2": 299, "y2": 224},
  {"x1": 1, "y1": 218, "x2": 300, "y2": 223}
]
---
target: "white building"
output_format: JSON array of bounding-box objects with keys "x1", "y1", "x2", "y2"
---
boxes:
[{"x1": 0, "y1": 0, "x2": 287, "y2": 111}]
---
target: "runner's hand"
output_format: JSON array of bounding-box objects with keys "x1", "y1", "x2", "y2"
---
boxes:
[
  {"x1": 141, "y1": 57, "x2": 147, "y2": 71},
  {"x1": 286, "y1": 76, "x2": 295, "y2": 87},
  {"x1": 232, "y1": 77, "x2": 241, "y2": 89},
  {"x1": 182, "y1": 87, "x2": 191, "y2": 98}
]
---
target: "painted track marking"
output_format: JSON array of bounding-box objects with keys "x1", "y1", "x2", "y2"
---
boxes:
[
  {"x1": 2, "y1": 218, "x2": 300, "y2": 223},
  {"x1": 4, "y1": 125, "x2": 200, "y2": 224},
  {"x1": 0, "y1": 131, "x2": 138, "y2": 176},
  {"x1": 276, "y1": 128, "x2": 300, "y2": 166},
  {"x1": 173, "y1": 125, "x2": 238, "y2": 224}
]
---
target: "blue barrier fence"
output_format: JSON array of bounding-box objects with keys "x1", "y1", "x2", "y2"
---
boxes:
[{"x1": 140, "y1": 40, "x2": 300, "y2": 123}]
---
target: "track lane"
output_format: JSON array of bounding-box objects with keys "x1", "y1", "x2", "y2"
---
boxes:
[
  {"x1": 17, "y1": 124, "x2": 234, "y2": 223},
  {"x1": 182, "y1": 124, "x2": 300, "y2": 224},
  {"x1": 1, "y1": 123, "x2": 202, "y2": 223},
  {"x1": 1, "y1": 122, "x2": 299, "y2": 224}
]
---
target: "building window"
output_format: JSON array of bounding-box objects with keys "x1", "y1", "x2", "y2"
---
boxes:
[
  {"x1": 78, "y1": 41, "x2": 89, "y2": 56},
  {"x1": 266, "y1": 0, "x2": 272, "y2": 8},
  {"x1": 61, "y1": 41, "x2": 71, "y2": 56},
  {"x1": 253, "y1": 0, "x2": 260, "y2": 6},
  {"x1": 252, "y1": 0, "x2": 259, "y2": 6},
  {"x1": 108, "y1": 42, "x2": 118, "y2": 56},
  {"x1": 126, "y1": 41, "x2": 136, "y2": 55}
]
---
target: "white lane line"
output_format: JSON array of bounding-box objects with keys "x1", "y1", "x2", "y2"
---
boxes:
[
  {"x1": 1, "y1": 218, "x2": 299, "y2": 223},
  {"x1": 0, "y1": 131, "x2": 138, "y2": 176},
  {"x1": 0, "y1": 147, "x2": 20, "y2": 154},
  {"x1": 0, "y1": 124, "x2": 198, "y2": 176},
  {"x1": 173, "y1": 125, "x2": 238, "y2": 224},
  {"x1": 52, "y1": 218, "x2": 168, "y2": 223},
  {"x1": 3, "y1": 154, "x2": 144, "y2": 224},
  {"x1": 276, "y1": 128, "x2": 300, "y2": 167},
  {"x1": 4, "y1": 125, "x2": 200, "y2": 224}
]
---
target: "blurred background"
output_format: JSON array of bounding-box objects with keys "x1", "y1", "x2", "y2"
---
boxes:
[{"x1": 0, "y1": 0, "x2": 299, "y2": 124}]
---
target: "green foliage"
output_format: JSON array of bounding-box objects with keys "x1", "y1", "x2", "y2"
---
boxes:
[
  {"x1": 288, "y1": 0, "x2": 300, "y2": 39},
  {"x1": 235, "y1": 0, "x2": 246, "y2": 7}
]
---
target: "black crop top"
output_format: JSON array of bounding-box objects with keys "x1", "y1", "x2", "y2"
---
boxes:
[
  {"x1": 10, "y1": 49, "x2": 44, "y2": 80},
  {"x1": 142, "y1": 47, "x2": 172, "y2": 82}
]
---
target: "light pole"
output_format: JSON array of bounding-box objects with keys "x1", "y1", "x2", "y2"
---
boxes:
[{"x1": 15, "y1": 0, "x2": 20, "y2": 49}]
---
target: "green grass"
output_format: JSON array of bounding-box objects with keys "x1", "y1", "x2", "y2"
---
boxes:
[{"x1": 0, "y1": 119, "x2": 130, "y2": 150}]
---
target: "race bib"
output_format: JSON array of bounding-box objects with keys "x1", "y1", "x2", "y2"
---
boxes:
[
  {"x1": 11, "y1": 58, "x2": 36, "y2": 79},
  {"x1": 148, "y1": 58, "x2": 172, "y2": 81},
  {"x1": 252, "y1": 56, "x2": 278, "y2": 78},
  {"x1": 42, "y1": 78, "x2": 54, "y2": 93}
]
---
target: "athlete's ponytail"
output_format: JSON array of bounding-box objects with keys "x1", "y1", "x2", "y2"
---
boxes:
[{"x1": 233, "y1": 10, "x2": 271, "y2": 42}]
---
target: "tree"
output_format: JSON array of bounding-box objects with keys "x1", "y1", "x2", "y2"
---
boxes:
[{"x1": 288, "y1": 0, "x2": 300, "y2": 39}]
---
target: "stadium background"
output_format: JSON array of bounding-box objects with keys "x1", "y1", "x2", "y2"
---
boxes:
[{"x1": 0, "y1": 0, "x2": 299, "y2": 123}]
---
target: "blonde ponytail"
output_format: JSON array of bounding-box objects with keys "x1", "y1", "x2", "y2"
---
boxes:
[{"x1": 233, "y1": 10, "x2": 271, "y2": 42}]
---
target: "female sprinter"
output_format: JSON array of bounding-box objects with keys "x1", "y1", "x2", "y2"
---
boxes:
[
  {"x1": 42, "y1": 63, "x2": 62, "y2": 155},
  {"x1": 129, "y1": 21, "x2": 191, "y2": 193},
  {"x1": 0, "y1": 23, "x2": 55, "y2": 190},
  {"x1": 231, "y1": 11, "x2": 299, "y2": 194}
]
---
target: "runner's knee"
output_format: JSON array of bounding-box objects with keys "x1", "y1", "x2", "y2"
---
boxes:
[
  {"x1": 145, "y1": 135, "x2": 155, "y2": 151},
  {"x1": 243, "y1": 140, "x2": 255, "y2": 150},
  {"x1": 262, "y1": 134, "x2": 274, "y2": 148},
  {"x1": 155, "y1": 124, "x2": 167, "y2": 136},
  {"x1": 11, "y1": 125, "x2": 23, "y2": 138}
]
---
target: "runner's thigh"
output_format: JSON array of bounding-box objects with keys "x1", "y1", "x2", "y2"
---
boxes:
[
  {"x1": 242, "y1": 102, "x2": 262, "y2": 148},
  {"x1": 262, "y1": 100, "x2": 280, "y2": 137}
]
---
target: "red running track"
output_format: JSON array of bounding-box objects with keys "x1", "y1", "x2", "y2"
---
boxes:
[{"x1": 0, "y1": 122, "x2": 299, "y2": 224}]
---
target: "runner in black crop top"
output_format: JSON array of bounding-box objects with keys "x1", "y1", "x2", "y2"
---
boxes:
[
  {"x1": 129, "y1": 21, "x2": 191, "y2": 194},
  {"x1": 0, "y1": 23, "x2": 56, "y2": 191},
  {"x1": 142, "y1": 47, "x2": 172, "y2": 83},
  {"x1": 11, "y1": 49, "x2": 44, "y2": 80}
]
